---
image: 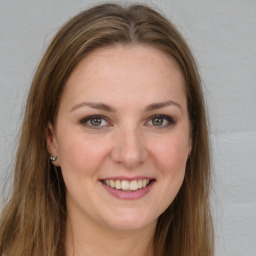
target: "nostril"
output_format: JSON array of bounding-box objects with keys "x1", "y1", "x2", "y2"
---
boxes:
[{"x1": 110, "y1": 131, "x2": 148, "y2": 167}]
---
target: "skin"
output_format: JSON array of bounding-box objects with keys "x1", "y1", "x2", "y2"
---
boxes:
[{"x1": 47, "y1": 45, "x2": 192, "y2": 256}]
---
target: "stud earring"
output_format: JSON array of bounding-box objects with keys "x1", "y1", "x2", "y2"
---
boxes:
[{"x1": 50, "y1": 155, "x2": 57, "y2": 162}]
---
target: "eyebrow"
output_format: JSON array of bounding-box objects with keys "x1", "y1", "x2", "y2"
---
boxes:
[
  {"x1": 70, "y1": 100, "x2": 182, "y2": 112},
  {"x1": 70, "y1": 102, "x2": 116, "y2": 112},
  {"x1": 144, "y1": 100, "x2": 182, "y2": 112}
]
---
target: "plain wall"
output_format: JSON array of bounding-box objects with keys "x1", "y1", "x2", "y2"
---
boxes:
[{"x1": 0, "y1": 0, "x2": 255, "y2": 255}]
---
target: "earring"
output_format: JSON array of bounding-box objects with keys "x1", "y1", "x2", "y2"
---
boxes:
[{"x1": 50, "y1": 155, "x2": 57, "y2": 162}]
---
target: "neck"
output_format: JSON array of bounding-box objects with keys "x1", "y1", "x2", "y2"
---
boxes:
[{"x1": 65, "y1": 212, "x2": 156, "y2": 256}]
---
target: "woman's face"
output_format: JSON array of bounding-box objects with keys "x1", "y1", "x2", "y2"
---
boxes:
[{"x1": 47, "y1": 45, "x2": 192, "y2": 231}]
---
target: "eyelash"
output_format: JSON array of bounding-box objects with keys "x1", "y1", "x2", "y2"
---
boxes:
[
  {"x1": 79, "y1": 115, "x2": 110, "y2": 129},
  {"x1": 146, "y1": 114, "x2": 176, "y2": 128},
  {"x1": 79, "y1": 114, "x2": 176, "y2": 129}
]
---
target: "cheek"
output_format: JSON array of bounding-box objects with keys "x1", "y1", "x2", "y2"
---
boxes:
[
  {"x1": 146, "y1": 134, "x2": 189, "y2": 215},
  {"x1": 151, "y1": 134, "x2": 188, "y2": 193},
  {"x1": 151, "y1": 134, "x2": 189, "y2": 172},
  {"x1": 57, "y1": 132, "x2": 110, "y2": 178}
]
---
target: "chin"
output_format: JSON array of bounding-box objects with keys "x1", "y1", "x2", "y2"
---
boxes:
[{"x1": 101, "y1": 210, "x2": 157, "y2": 231}]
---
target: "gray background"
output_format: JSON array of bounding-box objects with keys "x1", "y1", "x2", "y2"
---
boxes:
[{"x1": 0, "y1": 0, "x2": 255, "y2": 255}]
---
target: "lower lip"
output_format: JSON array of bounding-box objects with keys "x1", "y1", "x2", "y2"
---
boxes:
[{"x1": 101, "y1": 181, "x2": 155, "y2": 200}]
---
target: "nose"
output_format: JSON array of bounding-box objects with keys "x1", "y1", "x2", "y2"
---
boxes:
[{"x1": 110, "y1": 127, "x2": 148, "y2": 169}]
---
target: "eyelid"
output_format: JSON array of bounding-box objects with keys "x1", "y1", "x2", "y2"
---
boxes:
[
  {"x1": 145, "y1": 114, "x2": 176, "y2": 128},
  {"x1": 79, "y1": 114, "x2": 176, "y2": 129},
  {"x1": 79, "y1": 115, "x2": 111, "y2": 129}
]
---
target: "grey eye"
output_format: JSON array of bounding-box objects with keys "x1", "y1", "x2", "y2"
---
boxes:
[
  {"x1": 80, "y1": 115, "x2": 110, "y2": 129},
  {"x1": 152, "y1": 117, "x2": 164, "y2": 126},
  {"x1": 146, "y1": 115, "x2": 175, "y2": 128},
  {"x1": 90, "y1": 118, "x2": 102, "y2": 126}
]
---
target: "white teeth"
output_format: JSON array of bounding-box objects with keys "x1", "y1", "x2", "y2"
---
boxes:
[
  {"x1": 121, "y1": 180, "x2": 130, "y2": 190},
  {"x1": 110, "y1": 180, "x2": 115, "y2": 188},
  {"x1": 115, "y1": 180, "x2": 121, "y2": 189},
  {"x1": 103, "y1": 179, "x2": 151, "y2": 191},
  {"x1": 130, "y1": 180, "x2": 138, "y2": 191},
  {"x1": 137, "y1": 180, "x2": 142, "y2": 189}
]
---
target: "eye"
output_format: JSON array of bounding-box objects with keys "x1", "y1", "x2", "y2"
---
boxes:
[
  {"x1": 146, "y1": 115, "x2": 175, "y2": 128},
  {"x1": 80, "y1": 115, "x2": 110, "y2": 129}
]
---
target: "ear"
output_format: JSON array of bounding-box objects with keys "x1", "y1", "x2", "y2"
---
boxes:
[{"x1": 46, "y1": 122, "x2": 60, "y2": 166}]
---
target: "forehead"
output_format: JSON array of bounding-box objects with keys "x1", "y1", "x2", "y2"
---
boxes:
[
  {"x1": 60, "y1": 44, "x2": 186, "y2": 110},
  {"x1": 69, "y1": 44, "x2": 184, "y2": 84}
]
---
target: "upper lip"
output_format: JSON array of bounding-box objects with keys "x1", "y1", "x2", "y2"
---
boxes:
[{"x1": 100, "y1": 176, "x2": 155, "y2": 181}]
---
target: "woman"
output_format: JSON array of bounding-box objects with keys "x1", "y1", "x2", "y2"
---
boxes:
[{"x1": 0, "y1": 3, "x2": 214, "y2": 256}]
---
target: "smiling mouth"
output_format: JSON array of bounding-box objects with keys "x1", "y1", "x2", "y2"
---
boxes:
[{"x1": 101, "y1": 179, "x2": 154, "y2": 191}]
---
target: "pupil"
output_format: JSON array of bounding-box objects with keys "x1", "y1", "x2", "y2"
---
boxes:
[
  {"x1": 153, "y1": 118, "x2": 163, "y2": 126},
  {"x1": 91, "y1": 118, "x2": 101, "y2": 126}
]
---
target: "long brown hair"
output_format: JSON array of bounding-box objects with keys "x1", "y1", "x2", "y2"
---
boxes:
[{"x1": 0, "y1": 3, "x2": 214, "y2": 256}]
